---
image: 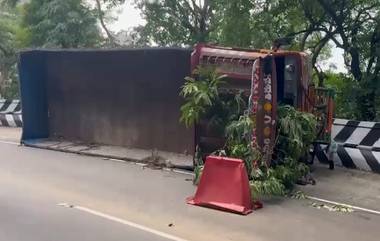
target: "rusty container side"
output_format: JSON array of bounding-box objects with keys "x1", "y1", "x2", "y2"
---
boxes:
[{"x1": 41, "y1": 48, "x2": 194, "y2": 154}]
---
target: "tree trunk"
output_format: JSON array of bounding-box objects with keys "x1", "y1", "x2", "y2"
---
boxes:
[
  {"x1": 95, "y1": 0, "x2": 118, "y2": 47},
  {"x1": 349, "y1": 48, "x2": 362, "y2": 81}
]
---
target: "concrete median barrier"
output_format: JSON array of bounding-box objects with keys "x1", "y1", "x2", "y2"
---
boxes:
[
  {"x1": 0, "y1": 99, "x2": 22, "y2": 127},
  {"x1": 315, "y1": 119, "x2": 380, "y2": 174}
]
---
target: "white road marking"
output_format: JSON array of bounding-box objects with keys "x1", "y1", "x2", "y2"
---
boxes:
[
  {"x1": 106, "y1": 158, "x2": 128, "y2": 163},
  {"x1": 57, "y1": 203, "x2": 189, "y2": 241},
  {"x1": 0, "y1": 140, "x2": 19, "y2": 145},
  {"x1": 306, "y1": 196, "x2": 380, "y2": 215},
  {"x1": 163, "y1": 168, "x2": 194, "y2": 176},
  {"x1": 135, "y1": 162, "x2": 148, "y2": 167}
]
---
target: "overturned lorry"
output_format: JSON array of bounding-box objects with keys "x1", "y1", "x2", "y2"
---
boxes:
[{"x1": 18, "y1": 44, "x2": 333, "y2": 167}]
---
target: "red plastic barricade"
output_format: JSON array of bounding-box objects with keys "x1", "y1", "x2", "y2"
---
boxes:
[{"x1": 187, "y1": 156, "x2": 258, "y2": 215}]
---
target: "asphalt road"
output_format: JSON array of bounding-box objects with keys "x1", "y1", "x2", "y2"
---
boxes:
[
  {"x1": 1, "y1": 140, "x2": 380, "y2": 241},
  {"x1": 0, "y1": 147, "x2": 172, "y2": 241},
  {"x1": 0, "y1": 183, "x2": 169, "y2": 241}
]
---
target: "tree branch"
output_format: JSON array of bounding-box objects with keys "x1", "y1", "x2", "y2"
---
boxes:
[
  {"x1": 366, "y1": 20, "x2": 380, "y2": 75},
  {"x1": 353, "y1": 3, "x2": 380, "y2": 26},
  {"x1": 311, "y1": 33, "x2": 331, "y2": 67},
  {"x1": 171, "y1": 1, "x2": 197, "y2": 33},
  {"x1": 95, "y1": 0, "x2": 118, "y2": 46},
  {"x1": 316, "y1": 0, "x2": 349, "y2": 47}
]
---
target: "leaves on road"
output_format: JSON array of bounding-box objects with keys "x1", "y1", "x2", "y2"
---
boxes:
[
  {"x1": 310, "y1": 202, "x2": 354, "y2": 213},
  {"x1": 290, "y1": 190, "x2": 307, "y2": 200},
  {"x1": 290, "y1": 191, "x2": 354, "y2": 213}
]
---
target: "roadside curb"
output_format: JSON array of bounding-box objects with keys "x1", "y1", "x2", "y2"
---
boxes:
[{"x1": 22, "y1": 140, "x2": 195, "y2": 173}]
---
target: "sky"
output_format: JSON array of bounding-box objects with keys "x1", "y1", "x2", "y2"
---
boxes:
[
  {"x1": 109, "y1": 2, "x2": 144, "y2": 32},
  {"x1": 329, "y1": 48, "x2": 346, "y2": 73},
  {"x1": 110, "y1": 2, "x2": 346, "y2": 73}
]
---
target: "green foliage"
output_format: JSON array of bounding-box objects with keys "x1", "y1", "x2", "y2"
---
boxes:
[
  {"x1": 276, "y1": 105, "x2": 317, "y2": 161},
  {"x1": 180, "y1": 67, "x2": 254, "y2": 175},
  {"x1": 193, "y1": 165, "x2": 203, "y2": 185},
  {"x1": 181, "y1": 68, "x2": 250, "y2": 138},
  {"x1": 324, "y1": 72, "x2": 360, "y2": 119},
  {"x1": 225, "y1": 114, "x2": 253, "y2": 145},
  {"x1": 250, "y1": 176, "x2": 286, "y2": 197},
  {"x1": 134, "y1": 0, "x2": 217, "y2": 46},
  {"x1": 249, "y1": 158, "x2": 310, "y2": 198},
  {"x1": 2, "y1": 77, "x2": 19, "y2": 99},
  {"x1": 0, "y1": 2, "x2": 19, "y2": 96},
  {"x1": 224, "y1": 114, "x2": 259, "y2": 175},
  {"x1": 21, "y1": 0, "x2": 101, "y2": 48},
  {"x1": 0, "y1": 0, "x2": 127, "y2": 97},
  {"x1": 0, "y1": 0, "x2": 19, "y2": 7},
  {"x1": 134, "y1": 0, "x2": 312, "y2": 49},
  {"x1": 324, "y1": 71, "x2": 380, "y2": 121},
  {"x1": 134, "y1": 0, "x2": 315, "y2": 49},
  {"x1": 249, "y1": 106, "x2": 316, "y2": 198},
  {"x1": 212, "y1": 0, "x2": 253, "y2": 48},
  {"x1": 300, "y1": 0, "x2": 380, "y2": 119},
  {"x1": 180, "y1": 66, "x2": 226, "y2": 127}
]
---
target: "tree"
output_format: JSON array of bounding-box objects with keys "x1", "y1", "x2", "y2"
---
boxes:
[
  {"x1": 0, "y1": 0, "x2": 128, "y2": 97},
  {"x1": 252, "y1": 0, "x2": 380, "y2": 120},
  {"x1": 93, "y1": 0, "x2": 126, "y2": 47},
  {"x1": 0, "y1": 1, "x2": 19, "y2": 97},
  {"x1": 324, "y1": 72, "x2": 359, "y2": 119},
  {"x1": 21, "y1": 0, "x2": 102, "y2": 48},
  {"x1": 293, "y1": 0, "x2": 380, "y2": 120},
  {"x1": 134, "y1": 0, "x2": 216, "y2": 46},
  {"x1": 134, "y1": 0, "x2": 316, "y2": 49},
  {"x1": 249, "y1": 0, "x2": 309, "y2": 49},
  {"x1": 211, "y1": 0, "x2": 253, "y2": 48}
]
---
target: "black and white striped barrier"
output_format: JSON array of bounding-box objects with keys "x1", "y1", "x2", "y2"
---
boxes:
[
  {"x1": 0, "y1": 99, "x2": 22, "y2": 113},
  {"x1": 0, "y1": 99, "x2": 22, "y2": 127},
  {"x1": 315, "y1": 119, "x2": 380, "y2": 173}
]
